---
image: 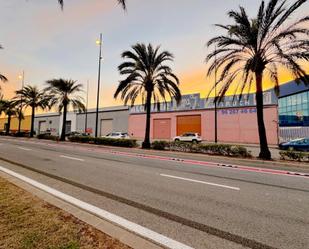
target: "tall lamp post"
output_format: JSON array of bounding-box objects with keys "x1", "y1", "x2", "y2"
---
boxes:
[
  {"x1": 214, "y1": 47, "x2": 218, "y2": 143},
  {"x1": 95, "y1": 33, "x2": 103, "y2": 138},
  {"x1": 84, "y1": 80, "x2": 89, "y2": 134},
  {"x1": 18, "y1": 71, "x2": 25, "y2": 133}
]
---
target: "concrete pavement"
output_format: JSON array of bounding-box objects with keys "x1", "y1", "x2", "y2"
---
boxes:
[{"x1": 0, "y1": 137, "x2": 308, "y2": 249}]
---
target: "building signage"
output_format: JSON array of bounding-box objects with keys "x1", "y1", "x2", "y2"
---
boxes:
[
  {"x1": 129, "y1": 90, "x2": 276, "y2": 114},
  {"x1": 220, "y1": 108, "x2": 257, "y2": 115}
]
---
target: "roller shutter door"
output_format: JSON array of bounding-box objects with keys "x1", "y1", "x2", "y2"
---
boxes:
[
  {"x1": 177, "y1": 115, "x2": 201, "y2": 136},
  {"x1": 39, "y1": 121, "x2": 47, "y2": 134},
  {"x1": 100, "y1": 119, "x2": 113, "y2": 136},
  {"x1": 153, "y1": 118, "x2": 171, "y2": 139}
]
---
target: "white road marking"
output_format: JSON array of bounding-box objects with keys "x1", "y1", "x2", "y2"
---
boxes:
[
  {"x1": 160, "y1": 174, "x2": 240, "y2": 191},
  {"x1": 17, "y1": 146, "x2": 32, "y2": 151},
  {"x1": 0, "y1": 166, "x2": 194, "y2": 249},
  {"x1": 60, "y1": 155, "x2": 85, "y2": 162}
]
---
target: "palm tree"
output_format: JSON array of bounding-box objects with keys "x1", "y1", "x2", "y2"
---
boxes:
[
  {"x1": 0, "y1": 100, "x2": 18, "y2": 135},
  {"x1": 57, "y1": 0, "x2": 126, "y2": 9},
  {"x1": 15, "y1": 85, "x2": 51, "y2": 137},
  {"x1": 45, "y1": 79, "x2": 85, "y2": 141},
  {"x1": 114, "y1": 43, "x2": 182, "y2": 149},
  {"x1": 206, "y1": 0, "x2": 309, "y2": 160},
  {"x1": 0, "y1": 45, "x2": 8, "y2": 83}
]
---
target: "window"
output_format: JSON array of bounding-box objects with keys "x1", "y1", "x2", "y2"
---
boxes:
[
  {"x1": 302, "y1": 92, "x2": 308, "y2": 103},
  {"x1": 297, "y1": 94, "x2": 302, "y2": 105},
  {"x1": 279, "y1": 92, "x2": 309, "y2": 127}
]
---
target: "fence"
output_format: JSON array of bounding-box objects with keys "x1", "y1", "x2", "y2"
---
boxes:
[{"x1": 279, "y1": 126, "x2": 309, "y2": 142}]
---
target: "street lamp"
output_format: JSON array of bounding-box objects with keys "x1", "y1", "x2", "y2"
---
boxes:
[
  {"x1": 85, "y1": 80, "x2": 89, "y2": 134},
  {"x1": 214, "y1": 47, "x2": 218, "y2": 143},
  {"x1": 95, "y1": 33, "x2": 103, "y2": 138},
  {"x1": 18, "y1": 71, "x2": 25, "y2": 133}
]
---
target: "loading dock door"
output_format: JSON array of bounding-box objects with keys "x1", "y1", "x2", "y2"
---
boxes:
[
  {"x1": 177, "y1": 115, "x2": 201, "y2": 136},
  {"x1": 153, "y1": 118, "x2": 171, "y2": 139},
  {"x1": 100, "y1": 119, "x2": 113, "y2": 136},
  {"x1": 39, "y1": 121, "x2": 47, "y2": 134}
]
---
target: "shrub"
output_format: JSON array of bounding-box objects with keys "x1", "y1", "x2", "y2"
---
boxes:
[
  {"x1": 230, "y1": 145, "x2": 252, "y2": 158},
  {"x1": 93, "y1": 137, "x2": 137, "y2": 148},
  {"x1": 279, "y1": 150, "x2": 309, "y2": 162},
  {"x1": 37, "y1": 134, "x2": 59, "y2": 141},
  {"x1": 151, "y1": 141, "x2": 170, "y2": 150},
  {"x1": 68, "y1": 135, "x2": 137, "y2": 148},
  {"x1": 68, "y1": 135, "x2": 92, "y2": 143},
  {"x1": 154, "y1": 141, "x2": 252, "y2": 158},
  {"x1": 13, "y1": 132, "x2": 27, "y2": 137},
  {"x1": 169, "y1": 141, "x2": 194, "y2": 152}
]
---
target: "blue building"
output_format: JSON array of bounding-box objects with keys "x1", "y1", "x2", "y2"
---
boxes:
[{"x1": 278, "y1": 78, "x2": 309, "y2": 141}]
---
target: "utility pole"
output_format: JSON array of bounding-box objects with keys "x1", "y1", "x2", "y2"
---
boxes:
[{"x1": 95, "y1": 33, "x2": 102, "y2": 138}]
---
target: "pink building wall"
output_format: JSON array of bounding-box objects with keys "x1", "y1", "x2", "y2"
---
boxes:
[{"x1": 129, "y1": 106, "x2": 279, "y2": 145}]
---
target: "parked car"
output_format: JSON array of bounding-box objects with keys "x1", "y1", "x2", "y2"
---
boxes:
[
  {"x1": 102, "y1": 132, "x2": 130, "y2": 139},
  {"x1": 279, "y1": 138, "x2": 309, "y2": 151},
  {"x1": 173, "y1": 133, "x2": 202, "y2": 143}
]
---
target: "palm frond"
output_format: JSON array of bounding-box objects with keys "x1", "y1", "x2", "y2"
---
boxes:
[
  {"x1": 206, "y1": 0, "x2": 309, "y2": 102},
  {"x1": 58, "y1": 0, "x2": 126, "y2": 10},
  {"x1": 115, "y1": 43, "x2": 181, "y2": 109},
  {"x1": 45, "y1": 78, "x2": 85, "y2": 113}
]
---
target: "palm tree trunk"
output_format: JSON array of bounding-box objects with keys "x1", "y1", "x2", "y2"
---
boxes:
[
  {"x1": 60, "y1": 104, "x2": 67, "y2": 141},
  {"x1": 255, "y1": 72, "x2": 271, "y2": 160},
  {"x1": 142, "y1": 91, "x2": 152, "y2": 149},
  {"x1": 30, "y1": 106, "x2": 35, "y2": 137},
  {"x1": 6, "y1": 115, "x2": 11, "y2": 135}
]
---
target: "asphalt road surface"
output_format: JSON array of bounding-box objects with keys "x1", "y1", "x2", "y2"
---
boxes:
[{"x1": 0, "y1": 137, "x2": 308, "y2": 249}]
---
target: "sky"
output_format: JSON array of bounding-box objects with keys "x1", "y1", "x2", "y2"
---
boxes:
[{"x1": 0, "y1": 0, "x2": 309, "y2": 110}]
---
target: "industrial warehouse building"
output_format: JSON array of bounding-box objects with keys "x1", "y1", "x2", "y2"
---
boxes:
[
  {"x1": 129, "y1": 91, "x2": 278, "y2": 144},
  {"x1": 128, "y1": 79, "x2": 309, "y2": 144},
  {"x1": 1, "y1": 79, "x2": 309, "y2": 144},
  {"x1": 33, "y1": 106, "x2": 129, "y2": 137}
]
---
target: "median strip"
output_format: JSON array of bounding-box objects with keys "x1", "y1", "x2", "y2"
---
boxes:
[
  {"x1": 0, "y1": 166, "x2": 194, "y2": 249},
  {"x1": 160, "y1": 174, "x2": 240, "y2": 191},
  {"x1": 0, "y1": 175, "x2": 131, "y2": 249}
]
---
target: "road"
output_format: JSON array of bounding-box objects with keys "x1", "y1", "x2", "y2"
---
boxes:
[{"x1": 0, "y1": 137, "x2": 308, "y2": 249}]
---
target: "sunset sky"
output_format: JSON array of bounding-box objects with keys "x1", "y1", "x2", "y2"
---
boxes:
[{"x1": 0, "y1": 0, "x2": 308, "y2": 110}]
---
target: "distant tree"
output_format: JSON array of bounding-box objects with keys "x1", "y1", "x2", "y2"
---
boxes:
[
  {"x1": 15, "y1": 85, "x2": 51, "y2": 137},
  {"x1": 57, "y1": 0, "x2": 126, "y2": 9},
  {"x1": 0, "y1": 100, "x2": 19, "y2": 135},
  {"x1": 206, "y1": 0, "x2": 309, "y2": 160},
  {"x1": 45, "y1": 79, "x2": 85, "y2": 141},
  {"x1": 114, "y1": 43, "x2": 181, "y2": 149}
]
